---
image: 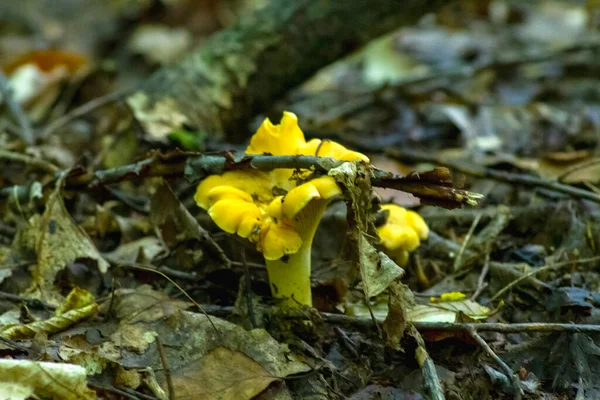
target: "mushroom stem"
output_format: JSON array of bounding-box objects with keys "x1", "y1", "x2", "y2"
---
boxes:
[
  {"x1": 265, "y1": 238, "x2": 313, "y2": 307},
  {"x1": 264, "y1": 200, "x2": 326, "y2": 307}
]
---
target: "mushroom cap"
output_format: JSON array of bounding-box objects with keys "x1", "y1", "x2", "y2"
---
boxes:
[
  {"x1": 195, "y1": 112, "x2": 369, "y2": 260},
  {"x1": 377, "y1": 203, "x2": 429, "y2": 266},
  {"x1": 248, "y1": 111, "x2": 369, "y2": 163}
]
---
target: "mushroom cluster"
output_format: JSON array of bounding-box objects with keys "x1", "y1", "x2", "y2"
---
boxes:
[
  {"x1": 195, "y1": 112, "x2": 428, "y2": 307},
  {"x1": 376, "y1": 204, "x2": 429, "y2": 267}
]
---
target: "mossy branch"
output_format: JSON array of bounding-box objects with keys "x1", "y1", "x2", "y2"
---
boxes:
[
  {"x1": 127, "y1": 0, "x2": 455, "y2": 143},
  {"x1": 0, "y1": 152, "x2": 481, "y2": 209}
]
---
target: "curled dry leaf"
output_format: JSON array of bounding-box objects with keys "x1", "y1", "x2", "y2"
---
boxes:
[
  {"x1": 0, "y1": 290, "x2": 98, "y2": 340},
  {"x1": 348, "y1": 291, "x2": 492, "y2": 326},
  {"x1": 26, "y1": 187, "x2": 108, "y2": 302},
  {"x1": 407, "y1": 298, "x2": 492, "y2": 323},
  {"x1": 329, "y1": 161, "x2": 404, "y2": 299},
  {"x1": 0, "y1": 359, "x2": 95, "y2": 400}
]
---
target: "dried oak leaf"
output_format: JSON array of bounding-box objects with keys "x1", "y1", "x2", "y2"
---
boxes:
[
  {"x1": 171, "y1": 347, "x2": 280, "y2": 400},
  {"x1": 28, "y1": 188, "x2": 108, "y2": 298},
  {"x1": 0, "y1": 359, "x2": 95, "y2": 400}
]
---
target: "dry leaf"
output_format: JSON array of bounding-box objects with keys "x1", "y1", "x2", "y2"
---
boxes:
[
  {"x1": 329, "y1": 162, "x2": 404, "y2": 298},
  {"x1": 29, "y1": 187, "x2": 108, "y2": 298},
  {"x1": 105, "y1": 236, "x2": 165, "y2": 265},
  {"x1": 171, "y1": 347, "x2": 279, "y2": 400},
  {"x1": 0, "y1": 359, "x2": 95, "y2": 400},
  {"x1": 105, "y1": 285, "x2": 190, "y2": 323},
  {"x1": 128, "y1": 24, "x2": 192, "y2": 65},
  {"x1": 383, "y1": 281, "x2": 415, "y2": 350},
  {"x1": 0, "y1": 303, "x2": 98, "y2": 340}
]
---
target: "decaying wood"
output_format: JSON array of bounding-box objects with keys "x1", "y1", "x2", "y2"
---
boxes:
[{"x1": 127, "y1": 0, "x2": 454, "y2": 142}]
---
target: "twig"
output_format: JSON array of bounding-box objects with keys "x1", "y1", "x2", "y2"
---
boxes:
[
  {"x1": 0, "y1": 69, "x2": 34, "y2": 144},
  {"x1": 471, "y1": 244, "x2": 490, "y2": 301},
  {"x1": 1, "y1": 152, "x2": 482, "y2": 209},
  {"x1": 0, "y1": 149, "x2": 59, "y2": 172},
  {"x1": 41, "y1": 87, "x2": 134, "y2": 138},
  {"x1": 453, "y1": 213, "x2": 482, "y2": 272},
  {"x1": 0, "y1": 291, "x2": 57, "y2": 310},
  {"x1": 489, "y1": 265, "x2": 553, "y2": 304},
  {"x1": 114, "y1": 263, "x2": 221, "y2": 336},
  {"x1": 488, "y1": 256, "x2": 600, "y2": 303},
  {"x1": 410, "y1": 325, "x2": 445, "y2": 400},
  {"x1": 0, "y1": 335, "x2": 31, "y2": 353},
  {"x1": 409, "y1": 321, "x2": 600, "y2": 334},
  {"x1": 145, "y1": 367, "x2": 168, "y2": 400},
  {"x1": 116, "y1": 387, "x2": 159, "y2": 400},
  {"x1": 316, "y1": 312, "x2": 600, "y2": 334},
  {"x1": 390, "y1": 38, "x2": 600, "y2": 91},
  {"x1": 231, "y1": 260, "x2": 266, "y2": 270},
  {"x1": 466, "y1": 326, "x2": 522, "y2": 399},
  {"x1": 333, "y1": 327, "x2": 359, "y2": 358},
  {"x1": 387, "y1": 148, "x2": 600, "y2": 204},
  {"x1": 199, "y1": 304, "x2": 600, "y2": 334},
  {"x1": 157, "y1": 266, "x2": 199, "y2": 281},
  {"x1": 89, "y1": 383, "x2": 143, "y2": 400},
  {"x1": 241, "y1": 249, "x2": 258, "y2": 329},
  {"x1": 155, "y1": 336, "x2": 175, "y2": 400},
  {"x1": 426, "y1": 230, "x2": 550, "y2": 291}
]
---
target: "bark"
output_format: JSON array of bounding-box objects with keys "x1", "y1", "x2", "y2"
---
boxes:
[{"x1": 127, "y1": 0, "x2": 453, "y2": 143}]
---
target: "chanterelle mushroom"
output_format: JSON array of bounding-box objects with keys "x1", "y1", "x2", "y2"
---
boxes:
[
  {"x1": 195, "y1": 112, "x2": 367, "y2": 307},
  {"x1": 195, "y1": 111, "x2": 428, "y2": 307},
  {"x1": 376, "y1": 204, "x2": 429, "y2": 266}
]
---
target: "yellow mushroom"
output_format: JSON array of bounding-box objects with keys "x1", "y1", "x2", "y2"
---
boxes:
[
  {"x1": 195, "y1": 112, "x2": 368, "y2": 307},
  {"x1": 376, "y1": 203, "x2": 429, "y2": 266}
]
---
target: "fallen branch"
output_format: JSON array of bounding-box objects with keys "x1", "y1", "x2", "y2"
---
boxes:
[
  {"x1": 466, "y1": 326, "x2": 523, "y2": 399},
  {"x1": 1, "y1": 152, "x2": 483, "y2": 209},
  {"x1": 410, "y1": 326, "x2": 446, "y2": 400},
  {"x1": 387, "y1": 148, "x2": 600, "y2": 204},
  {"x1": 127, "y1": 0, "x2": 455, "y2": 142},
  {"x1": 196, "y1": 304, "x2": 600, "y2": 334}
]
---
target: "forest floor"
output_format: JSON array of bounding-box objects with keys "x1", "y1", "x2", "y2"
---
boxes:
[{"x1": 1, "y1": 1, "x2": 600, "y2": 399}]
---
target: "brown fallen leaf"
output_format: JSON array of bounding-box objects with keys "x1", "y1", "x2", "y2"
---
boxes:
[
  {"x1": 27, "y1": 186, "x2": 108, "y2": 302},
  {"x1": 0, "y1": 359, "x2": 95, "y2": 400},
  {"x1": 104, "y1": 285, "x2": 190, "y2": 323},
  {"x1": 171, "y1": 347, "x2": 280, "y2": 400}
]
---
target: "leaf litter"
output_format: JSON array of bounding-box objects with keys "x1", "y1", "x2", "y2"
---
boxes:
[{"x1": 1, "y1": 1, "x2": 600, "y2": 399}]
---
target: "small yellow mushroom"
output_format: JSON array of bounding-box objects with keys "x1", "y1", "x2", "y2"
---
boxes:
[
  {"x1": 376, "y1": 203, "x2": 429, "y2": 266},
  {"x1": 195, "y1": 112, "x2": 368, "y2": 307}
]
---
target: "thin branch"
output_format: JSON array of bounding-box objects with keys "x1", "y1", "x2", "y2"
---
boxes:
[
  {"x1": 155, "y1": 336, "x2": 175, "y2": 400},
  {"x1": 115, "y1": 387, "x2": 159, "y2": 400},
  {"x1": 487, "y1": 256, "x2": 600, "y2": 303},
  {"x1": 387, "y1": 148, "x2": 600, "y2": 204},
  {"x1": 466, "y1": 326, "x2": 522, "y2": 399},
  {"x1": 0, "y1": 69, "x2": 34, "y2": 144},
  {"x1": 41, "y1": 87, "x2": 135, "y2": 138},
  {"x1": 453, "y1": 213, "x2": 482, "y2": 272},
  {"x1": 0, "y1": 149, "x2": 59, "y2": 172},
  {"x1": 199, "y1": 304, "x2": 600, "y2": 334},
  {"x1": 489, "y1": 265, "x2": 553, "y2": 303},
  {"x1": 0, "y1": 152, "x2": 482, "y2": 209},
  {"x1": 471, "y1": 244, "x2": 490, "y2": 301},
  {"x1": 316, "y1": 312, "x2": 600, "y2": 334},
  {"x1": 410, "y1": 326, "x2": 445, "y2": 400},
  {"x1": 0, "y1": 335, "x2": 32, "y2": 354},
  {"x1": 89, "y1": 383, "x2": 144, "y2": 400},
  {"x1": 241, "y1": 249, "x2": 258, "y2": 329},
  {"x1": 0, "y1": 290, "x2": 57, "y2": 311}
]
